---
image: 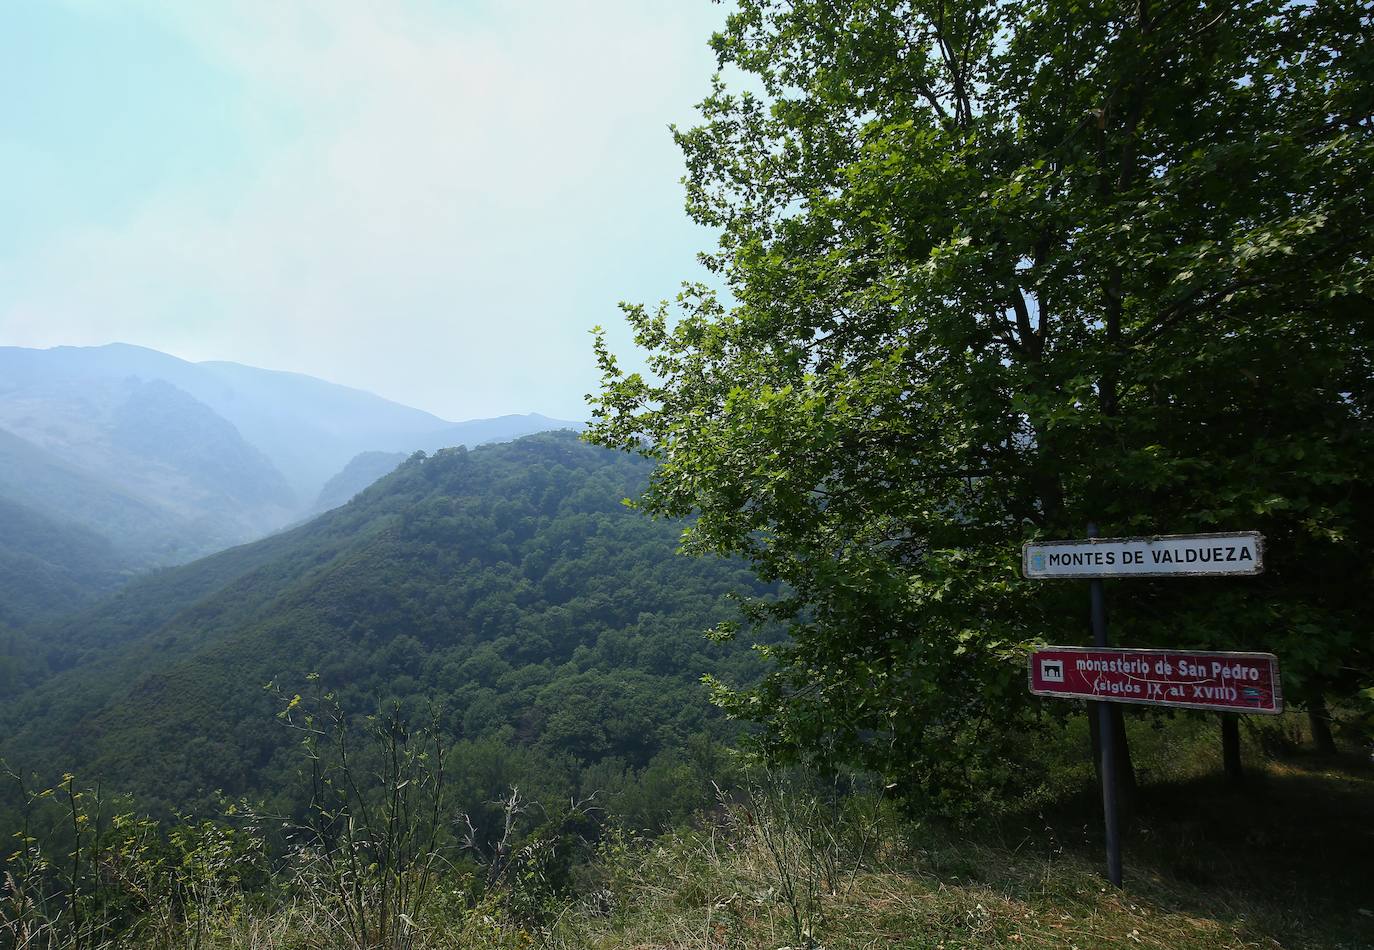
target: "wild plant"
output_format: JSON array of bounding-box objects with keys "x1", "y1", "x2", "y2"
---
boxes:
[
  {"x1": 723, "y1": 766, "x2": 888, "y2": 949},
  {"x1": 1, "y1": 767, "x2": 119, "y2": 949},
  {"x1": 275, "y1": 683, "x2": 449, "y2": 950},
  {"x1": 458, "y1": 787, "x2": 599, "y2": 933},
  {"x1": 2, "y1": 760, "x2": 272, "y2": 950}
]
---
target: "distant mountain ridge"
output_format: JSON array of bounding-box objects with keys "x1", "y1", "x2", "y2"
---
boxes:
[
  {"x1": 312, "y1": 451, "x2": 408, "y2": 514},
  {"x1": 0, "y1": 344, "x2": 583, "y2": 501},
  {"x1": 0, "y1": 375, "x2": 294, "y2": 518},
  {"x1": 0, "y1": 343, "x2": 584, "y2": 628}
]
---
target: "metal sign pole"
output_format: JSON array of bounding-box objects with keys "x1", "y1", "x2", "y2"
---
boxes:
[{"x1": 1087, "y1": 522, "x2": 1123, "y2": 887}]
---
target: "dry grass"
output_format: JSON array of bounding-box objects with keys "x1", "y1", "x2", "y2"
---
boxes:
[
  {"x1": 5, "y1": 717, "x2": 1369, "y2": 949},
  {"x1": 546, "y1": 756, "x2": 1374, "y2": 950}
]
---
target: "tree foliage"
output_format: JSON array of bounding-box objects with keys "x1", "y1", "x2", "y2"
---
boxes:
[
  {"x1": 0, "y1": 434, "x2": 773, "y2": 825},
  {"x1": 588, "y1": 0, "x2": 1374, "y2": 793}
]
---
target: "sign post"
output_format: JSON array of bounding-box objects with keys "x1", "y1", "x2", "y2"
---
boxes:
[
  {"x1": 1085, "y1": 524, "x2": 1122, "y2": 887},
  {"x1": 1022, "y1": 528, "x2": 1268, "y2": 888}
]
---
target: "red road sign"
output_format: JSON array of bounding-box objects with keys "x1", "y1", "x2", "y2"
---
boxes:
[{"x1": 1029, "y1": 646, "x2": 1283, "y2": 714}]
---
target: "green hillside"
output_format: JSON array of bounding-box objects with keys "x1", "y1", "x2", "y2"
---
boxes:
[
  {"x1": 0, "y1": 433, "x2": 773, "y2": 816},
  {"x1": 0, "y1": 495, "x2": 128, "y2": 628}
]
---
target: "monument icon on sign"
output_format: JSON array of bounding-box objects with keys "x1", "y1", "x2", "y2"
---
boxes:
[
  {"x1": 1031, "y1": 552, "x2": 1047, "y2": 572},
  {"x1": 1040, "y1": 658, "x2": 1065, "y2": 683}
]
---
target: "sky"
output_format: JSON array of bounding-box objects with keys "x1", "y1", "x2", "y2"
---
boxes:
[{"x1": 0, "y1": 0, "x2": 733, "y2": 422}]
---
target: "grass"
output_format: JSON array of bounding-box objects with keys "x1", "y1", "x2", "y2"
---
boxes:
[
  {"x1": 545, "y1": 719, "x2": 1374, "y2": 950},
  {"x1": 4, "y1": 714, "x2": 1370, "y2": 948}
]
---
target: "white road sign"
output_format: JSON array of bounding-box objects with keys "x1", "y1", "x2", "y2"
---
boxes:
[{"x1": 1022, "y1": 532, "x2": 1264, "y2": 579}]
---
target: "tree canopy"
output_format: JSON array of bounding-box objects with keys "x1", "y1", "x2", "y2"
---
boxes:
[
  {"x1": 0, "y1": 434, "x2": 774, "y2": 827},
  {"x1": 588, "y1": 0, "x2": 1374, "y2": 795}
]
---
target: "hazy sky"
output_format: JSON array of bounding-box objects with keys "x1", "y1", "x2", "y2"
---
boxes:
[{"x1": 1, "y1": 0, "x2": 732, "y2": 421}]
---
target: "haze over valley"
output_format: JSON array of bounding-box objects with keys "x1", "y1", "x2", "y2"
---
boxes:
[{"x1": 0, "y1": 342, "x2": 580, "y2": 619}]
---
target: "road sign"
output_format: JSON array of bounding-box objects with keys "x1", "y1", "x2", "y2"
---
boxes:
[
  {"x1": 1022, "y1": 531, "x2": 1263, "y2": 579},
  {"x1": 1028, "y1": 646, "x2": 1283, "y2": 714}
]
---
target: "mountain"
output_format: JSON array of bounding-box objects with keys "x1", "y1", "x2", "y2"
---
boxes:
[
  {"x1": 312, "y1": 450, "x2": 409, "y2": 513},
  {"x1": 190, "y1": 359, "x2": 454, "y2": 499},
  {"x1": 0, "y1": 344, "x2": 445, "y2": 502},
  {"x1": 0, "y1": 385, "x2": 294, "y2": 628},
  {"x1": 0, "y1": 344, "x2": 583, "y2": 505},
  {"x1": 0, "y1": 374, "x2": 295, "y2": 557},
  {"x1": 0, "y1": 344, "x2": 583, "y2": 619},
  {"x1": 310, "y1": 419, "x2": 587, "y2": 517},
  {"x1": 0, "y1": 426, "x2": 208, "y2": 566},
  {"x1": 0, "y1": 433, "x2": 771, "y2": 816},
  {"x1": 415, "y1": 413, "x2": 585, "y2": 454}
]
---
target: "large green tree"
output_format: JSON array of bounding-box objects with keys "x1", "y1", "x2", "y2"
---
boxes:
[{"x1": 588, "y1": 0, "x2": 1374, "y2": 798}]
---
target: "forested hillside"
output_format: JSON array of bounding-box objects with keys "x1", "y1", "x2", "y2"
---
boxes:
[
  {"x1": 0, "y1": 496, "x2": 127, "y2": 627},
  {"x1": 0, "y1": 433, "x2": 773, "y2": 819}
]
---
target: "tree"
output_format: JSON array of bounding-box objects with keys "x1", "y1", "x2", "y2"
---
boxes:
[{"x1": 588, "y1": 0, "x2": 1374, "y2": 801}]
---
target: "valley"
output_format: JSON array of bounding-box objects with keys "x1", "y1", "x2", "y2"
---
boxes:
[
  {"x1": 0, "y1": 343, "x2": 581, "y2": 627},
  {"x1": 0, "y1": 433, "x2": 774, "y2": 817}
]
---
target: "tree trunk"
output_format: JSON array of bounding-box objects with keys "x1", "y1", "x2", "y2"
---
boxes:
[
  {"x1": 1308, "y1": 692, "x2": 1337, "y2": 755},
  {"x1": 1221, "y1": 714, "x2": 1243, "y2": 784}
]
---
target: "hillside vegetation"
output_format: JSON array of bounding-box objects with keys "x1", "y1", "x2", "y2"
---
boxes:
[
  {"x1": 0, "y1": 433, "x2": 774, "y2": 820},
  {"x1": 0, "y1": 496, "x2": 127, "y2": 627},
  {"x1": 3, "y1": 711, "x2": 1369, "y2": 949}
]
